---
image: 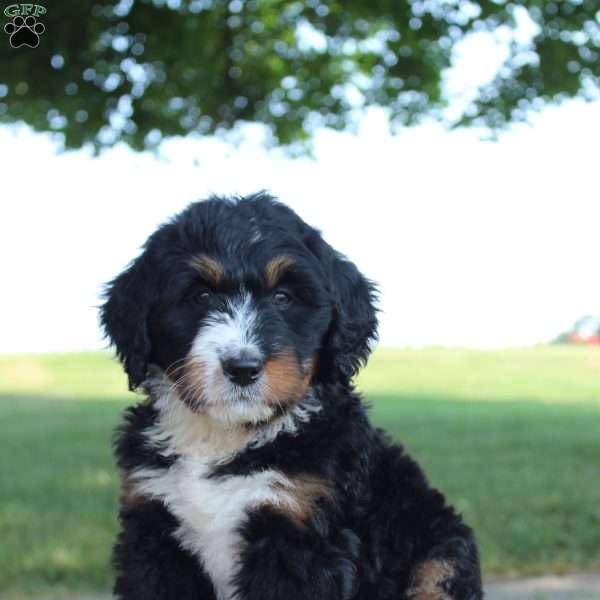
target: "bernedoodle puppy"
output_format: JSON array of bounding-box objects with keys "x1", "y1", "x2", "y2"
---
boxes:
[{"x1": 101, "y1": 192, "x2": 482, "y2": 600}]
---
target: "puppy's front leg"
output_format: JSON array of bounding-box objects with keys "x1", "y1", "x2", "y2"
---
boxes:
[
  {"x1": 404, "y1": 489, "x2": 482, "y2": 600},
  {"x1": 113, "y1": 500, "x2": 217, "y2": 600},
  {"x1": 235, "y1": 508, "x2": 360, "y2": 600}
]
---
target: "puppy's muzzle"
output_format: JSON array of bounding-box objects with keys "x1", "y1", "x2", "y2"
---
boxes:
[{"x1": 221, "y1": 354, "x2": 264, "y2": 387}]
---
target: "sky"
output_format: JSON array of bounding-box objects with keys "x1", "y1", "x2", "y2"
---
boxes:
[{"x1": 1, "y1": 27, "x2": 599, "y2": 353}]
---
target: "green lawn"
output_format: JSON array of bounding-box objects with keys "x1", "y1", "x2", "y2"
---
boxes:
[{"x1": 1, "y1": 348, "x2": 599, "y2": 598}]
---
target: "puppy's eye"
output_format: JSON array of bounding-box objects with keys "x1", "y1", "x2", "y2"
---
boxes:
[
  {"x1": 273, "y1": 290, "x2": 291, "y2": 306},
  {"x1": 188, "y1": 289, "x2": 212, "y2": 306}
]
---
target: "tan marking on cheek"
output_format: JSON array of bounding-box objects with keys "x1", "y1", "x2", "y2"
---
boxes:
[
  {"x1": 189, "y1": 254, "x2": 224, "y2": 286},
  {"x1": 271, "y1": 474, "x2": 335, "y2": 528},
  {"x1": 264, "y1": 255, "x2": 295, "y2": 288},
  {"x1": 164, "y1": 361, "x2": 186, "y2": 383},
  {"x1": 263, "y1": 352, "x2": 314, "y2": 407},
  {"x1": 174, "y1": 356, "x2": 215, "y2": 407},
  {"x1": 406, "y1": 559, "x2": 455, "y2": 600}
]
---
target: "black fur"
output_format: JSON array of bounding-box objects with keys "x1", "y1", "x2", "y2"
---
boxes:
[
  {"x1": 113, "y1": 500, "x2": 216, "y2": 600},
  {"x1": 103, "y1": 193, "x2": 482, "y2": 600}
]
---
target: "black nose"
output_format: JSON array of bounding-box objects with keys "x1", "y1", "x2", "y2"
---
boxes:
[{"x1": 222, "y1": 357, "x2": 263, "y2": 387}]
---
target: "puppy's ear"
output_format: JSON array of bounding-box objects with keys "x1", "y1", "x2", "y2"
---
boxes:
[
  {"x1": 100, "y1": 253, "x2": 154, "y2": 390},
  {"x1": 322, "y1": 252, "x2": 378, "y2": 384}
]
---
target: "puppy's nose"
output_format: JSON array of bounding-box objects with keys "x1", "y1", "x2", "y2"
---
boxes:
[{"x1": 222, "y1": 356, "x2": 263, "y2": 386}]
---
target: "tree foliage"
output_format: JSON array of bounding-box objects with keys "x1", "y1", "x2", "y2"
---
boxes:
[{"x1": 0, "y1": 0, "x2": 598, "y2": 151}]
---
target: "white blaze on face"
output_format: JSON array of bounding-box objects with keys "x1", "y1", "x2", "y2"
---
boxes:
[{"x1": 187, "y1": 293, "x2": 271, "y2": 423}]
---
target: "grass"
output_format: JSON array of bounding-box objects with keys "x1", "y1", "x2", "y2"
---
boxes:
[{"x1": 1, "y1": 347, "x2": 599, "y2": 598}]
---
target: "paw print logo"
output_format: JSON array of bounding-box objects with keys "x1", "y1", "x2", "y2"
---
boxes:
[{"x1": 4, "y1": 15, "x2": 45, "y2": 48}]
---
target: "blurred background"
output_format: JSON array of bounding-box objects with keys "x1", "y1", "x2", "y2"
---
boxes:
[{"x1": 0, "y1": 1, "x2": 599, "y2": 598}]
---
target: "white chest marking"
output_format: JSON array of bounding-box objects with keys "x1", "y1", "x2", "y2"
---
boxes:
[
  {"x1": 134, "y1": 461, "x2": 293, "y2": 600},
  {"x1": 132, "y1": 377, "x2": 320, "y2": 600}
]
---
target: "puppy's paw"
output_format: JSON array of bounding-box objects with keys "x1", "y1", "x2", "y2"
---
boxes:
[{"x1": 406, "y1": 559, "x2": 454, "y2": 600}]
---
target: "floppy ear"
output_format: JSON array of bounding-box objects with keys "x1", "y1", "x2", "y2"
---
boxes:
[
  {"x1": 100, "y1": 254, "x2": 154, "y2": 390},
  {"x1": 322, "y1": 252, "x2": 378, "y2": 384}
]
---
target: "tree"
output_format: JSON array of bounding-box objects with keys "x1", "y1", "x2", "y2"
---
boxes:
[{"x1": 0, "y1": 0, "x2": 598, "y2": 152}]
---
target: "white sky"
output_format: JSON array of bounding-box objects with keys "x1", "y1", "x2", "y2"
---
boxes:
[{"x1": 1, "y1": 28, "x2": 599, "y2": 353}]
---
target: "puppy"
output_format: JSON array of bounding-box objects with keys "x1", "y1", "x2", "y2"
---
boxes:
[{"x1": 102, "y1": 193, "x2": 482, "y2": 600}]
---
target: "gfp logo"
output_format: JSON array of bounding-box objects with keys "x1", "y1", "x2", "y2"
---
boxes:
[{"x1": 4, "y1": 4, "x2": 47, "y2": 48}]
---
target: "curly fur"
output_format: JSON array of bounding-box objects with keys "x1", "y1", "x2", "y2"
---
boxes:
[{"x1": 102, "y1": 193, "x2": 482, "y2": 600}]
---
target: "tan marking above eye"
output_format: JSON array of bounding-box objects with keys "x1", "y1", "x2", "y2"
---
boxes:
[
  {"x1": 264, "y1": 255, "x2": 295, "y2": 289},
  {"x1": 189, "y1": 254, "x2": 224, "y2": 286}
]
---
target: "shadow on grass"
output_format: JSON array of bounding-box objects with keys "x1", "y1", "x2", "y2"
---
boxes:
[
  {"x1": 0, "y1": 394, "x2": 124, "y2": 597},
  {"x1": 0, "y1": 391, "x2": 599, "y2": 597},
  {"x1": 367, "y1": 392, "x2": 600, "y2": 576}
]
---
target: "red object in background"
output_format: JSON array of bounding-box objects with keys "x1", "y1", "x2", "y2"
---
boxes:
[
  {"x1": 569, "y1": 333, "x2": 600, "y2": 345},
  {"x1": 569, "y1": 316, "x2": 600, "y2": 345}
]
